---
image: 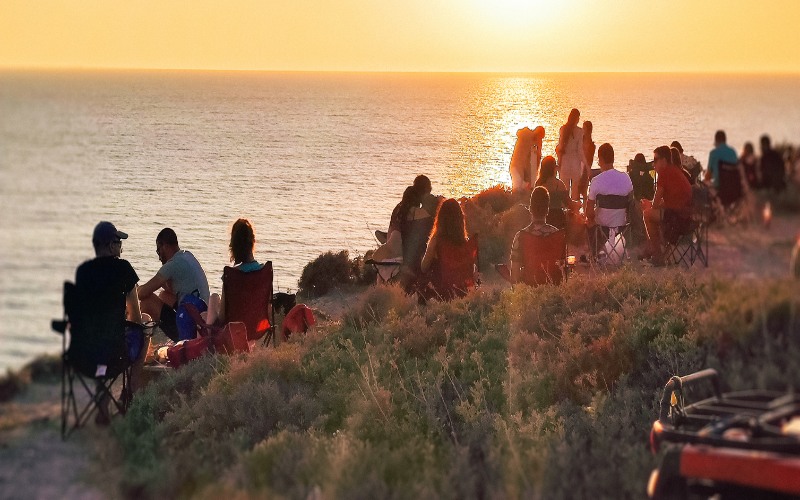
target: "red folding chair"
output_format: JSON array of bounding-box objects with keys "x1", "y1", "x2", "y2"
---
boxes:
[{"x1": 518, "y1": 229, "x2": 567, "y2": 286}]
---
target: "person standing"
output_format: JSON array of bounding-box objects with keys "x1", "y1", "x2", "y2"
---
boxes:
[
  {"x1": 138, "y1": 228, "x2": 210, "y2": 342},
  {"x1": 579, "y1": 120, "x2": 596, "y2": 202},
  {"x1": 530, "y1": 126, "x2": 545, "y2": 190},
  {"x1": 509, "y1": 127, "x2": 534, "y2": 193},
  {"x1": 556, "y1": 108, "x2": 584, "y2": 200}
]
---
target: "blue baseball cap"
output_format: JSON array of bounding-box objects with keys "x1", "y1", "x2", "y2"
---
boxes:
[{"x1": 92, "y1": 221, "x2": 128, "y2": 245}]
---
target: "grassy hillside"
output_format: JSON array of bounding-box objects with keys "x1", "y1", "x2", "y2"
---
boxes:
[{"x1": 111, "y1": 270, "x2": 800, "y2": 499}]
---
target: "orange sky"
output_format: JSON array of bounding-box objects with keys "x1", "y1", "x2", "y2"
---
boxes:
[{"x1": 1, "y1": 0, "x2": 798, "y2": 72}]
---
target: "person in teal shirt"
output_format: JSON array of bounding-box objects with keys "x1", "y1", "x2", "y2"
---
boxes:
[{"x1": 706, "y1": 130, "x2": 738, "y2": 188}]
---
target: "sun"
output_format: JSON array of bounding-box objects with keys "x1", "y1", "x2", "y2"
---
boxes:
[{"x1": 470, "y1": 0, "x2": 566, "y2": 32}]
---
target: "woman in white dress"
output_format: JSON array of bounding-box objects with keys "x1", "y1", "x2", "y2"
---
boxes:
[
  {"x1": 556, "y1": 108, "x2": 584, "y2": 200},
  {"x1": 509, "y1": 127, "x2": 533, "y2": 193}
]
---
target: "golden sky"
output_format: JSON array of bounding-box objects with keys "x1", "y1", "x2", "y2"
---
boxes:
[{"x1": 1, "y1": 0, "x2": 798, "y2": 72}]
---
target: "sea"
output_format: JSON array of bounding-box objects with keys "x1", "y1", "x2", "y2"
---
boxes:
[{"x1": 2, "y1": 70, "x2": 799, "y2": 373}]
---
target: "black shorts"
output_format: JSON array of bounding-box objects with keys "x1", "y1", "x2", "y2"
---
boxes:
[{"x1": 160, "y1": 302, "x2": 179, "y2": 342}]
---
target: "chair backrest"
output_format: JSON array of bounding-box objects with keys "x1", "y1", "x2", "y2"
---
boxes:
[
  {"x1": 63, "y1": 281, "x2": 127, "y2": 378},
  {"x1": 718, "y1": 161, "x2": 743, "y2": 207},
  {"x1": 432, "y1": 238, "x2": 478, "y2": 299},
  {"x1": 595, "y1": 193, "x2": 633, "y2": 229},
  {"x1": 629, "y1": 163, "x2": 656, "y2": 200},
  {"x1": 518, "y1": 229, "x2": 566, "y2": 286},
  {"x1": 596, "y1": 193, "x2": 632, "y2": 210},
  {"x1": 222, "y1": 262, "x2": 273, "y2": 341}
]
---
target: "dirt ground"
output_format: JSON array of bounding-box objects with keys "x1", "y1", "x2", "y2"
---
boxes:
[{"x1": 1, "y1": 214, "x2": 797, "y2": 499}]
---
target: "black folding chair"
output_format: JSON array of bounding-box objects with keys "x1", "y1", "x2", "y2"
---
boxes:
[
  {"x1": 713, "y1": 161, "x2": 751, "y2": 225},
  {"x1": 664, "y1": 185, "x2": 711, "y2": 268},
  {"x1": 52, "y1": 281, "x2": 132, "y2": 439}
]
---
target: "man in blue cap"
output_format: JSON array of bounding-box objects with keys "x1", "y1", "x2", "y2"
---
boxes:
[{"x1": 74, "y1": 221, "x2": 146, "y2": 424}]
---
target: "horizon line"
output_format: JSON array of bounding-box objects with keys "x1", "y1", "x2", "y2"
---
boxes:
[{"x1": 1, "y1": 64, "x2": 799, "y2": 76}]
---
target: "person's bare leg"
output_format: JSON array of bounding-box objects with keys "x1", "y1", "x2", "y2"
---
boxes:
[
  {"x1": 205, "y1": 293, "x2": 221, "y2": 325},
  {"x1": 643, "y1": 207, "x2": 664, "y2": 260}
]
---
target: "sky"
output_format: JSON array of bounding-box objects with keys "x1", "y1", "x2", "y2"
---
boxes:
[{"x1": 1, "y1": 0, "x2": 799, "y2": 73}]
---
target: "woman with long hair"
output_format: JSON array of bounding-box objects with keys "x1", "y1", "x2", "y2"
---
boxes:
[
  {"x1": 420, "y1": 199, "x2": 477, "y2": 300},
  {"x1": 535, "y1": 155, "x2": 574, "y2": 229},
  {"x1": 206, "y1": 218, "x2": 263, "y2": 324},
  {"x1": 556, "y1": 108, "x2": 584, "y2": 200}
]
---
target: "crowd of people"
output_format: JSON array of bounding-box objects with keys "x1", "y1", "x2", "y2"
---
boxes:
[
  {"x1": 74, "y1": 113, "x2": 797, "y2": 418},
  {"x1": 375, "y1": 108, "x2": 798, "y2": 294}
]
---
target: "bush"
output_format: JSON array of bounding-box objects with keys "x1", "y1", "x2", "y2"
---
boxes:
[
  {"x1": 298, "y1": 250, "x2": 374, "y2": 297},
  {"x1": 0, "y1": 354, "x2": 62, "y2": 402}
]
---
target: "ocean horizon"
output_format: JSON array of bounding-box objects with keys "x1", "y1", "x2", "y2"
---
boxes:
[{"x1": 2, "y1": 69, "x2": 799, "y2": 372}]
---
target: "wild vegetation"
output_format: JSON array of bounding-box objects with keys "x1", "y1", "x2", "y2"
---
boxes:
[
  {"x1": 108, "y1": 270, "x2": 800, "y2": 499},
  {"x1": 4, "y1": 176, "x2": 798, "y2": 498}
]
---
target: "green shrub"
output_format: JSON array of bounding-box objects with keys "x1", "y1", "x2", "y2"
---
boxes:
[
  {"x1": 298, "y1": 250, "x2": 374, "y2": 298},
  {"x1": 0, "y1": 354, "x2": 62, "y2": 402}
]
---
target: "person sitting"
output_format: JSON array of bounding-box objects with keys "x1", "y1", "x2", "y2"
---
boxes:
[
  {"x1": 74, "y1": 221, "x2": 148, "y2": 424},
  {"x1": 413, "y1": 174, "x2": 444, "y2": 219},
  {"x1": 586, "y1": 143, "x2": 634, "y2": 258},
  {"x1": 420, "y1": 199, "x2": 478, "y2": 301},
  {"x1": 206, "y1": 218, "x2": 264, "y2": 326},
  {"x1": 641, "y1": 146, "x2": 692, "y2": 265},
  {"x1": 759, "y1": 134, "x2": 786, "y2": 193},
  {"x1": 535, "y1": 155, "x2": 577, "y2": 229},
  {"x1": 138, "y1": 228, "x2": 211, "y2": 342},
  {"x1": 740, "y1": 142, "x2": 760, "y2": 190},
  {"x1": 628, "y1": 153, "x2": 655, "y2": 201},
  {"x1": 705, "y1": 130, "x2": 738, "y2": 189},
  {"x1": 671, "y1": 141, "x2": 702, "y2": 185},
  {"x1": 508, "y1": 186, "x2": 565, "y2": 286}
]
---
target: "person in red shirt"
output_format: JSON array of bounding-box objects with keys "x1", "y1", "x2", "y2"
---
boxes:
[{"x1": 641, "y1": 146, "x2": 692, "y2": 265}]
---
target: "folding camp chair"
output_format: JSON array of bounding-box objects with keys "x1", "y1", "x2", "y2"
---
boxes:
[
  {"x1": 221, "y1": 262, "x2": 275, "y2": 347},
  {"x1": 647, "y1": 368, "x2": 800, "y2": 499},
  {"x1": 590, "y1": 194, "x2": 634, "y2": 266},
  {"x1": 713, "y1": 161, "x2": 750, "y2": 225},
  {"x1": 516, "y1": 229, "x2": 567, "y2": 286},
  {"x1": 421, "y1": 237, "x2": 479, "y2": 301},
  {"x1": 366, "y1": 257, "x2": 403, "y2": 285},
  {"x1": 51, "y1": 281, "x2": 132, "y2": 439},
  {"x1": 663, "y1": 184, "x2": 711, "y2": 268}
]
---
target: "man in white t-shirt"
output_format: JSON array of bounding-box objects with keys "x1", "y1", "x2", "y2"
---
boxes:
[{"x1": 586, "y1": 143, "x2": 634, "y2": 256}]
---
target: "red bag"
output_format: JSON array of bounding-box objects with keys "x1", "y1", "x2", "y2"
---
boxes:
[
  {"x1": 212, "y1": 322, "x2": 249, "y2": 354},
  {"x1": 167, "y1": 336, "x2": 212, "y2": 369},
  {"x1": 281, "y1": 304, "x2": 316, "y2": 341}
]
